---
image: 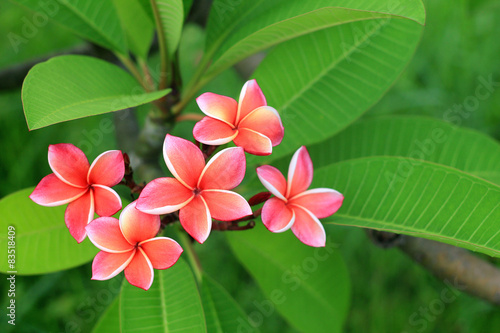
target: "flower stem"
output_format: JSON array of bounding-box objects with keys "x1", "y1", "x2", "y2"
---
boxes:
[{"x1": 177, "y1": 230, "x2": 203, "y2": 283}]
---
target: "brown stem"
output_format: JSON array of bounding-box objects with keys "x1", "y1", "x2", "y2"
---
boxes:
[
  {"x1": 369, "y1": 230, "x2": 500, "y2": 306},
  {"x1": 120, "y1": 153, "x2": 145, "y2": 195},
  {"x1": 212, "y1": 220, "x2": 256, "y2": 231}
]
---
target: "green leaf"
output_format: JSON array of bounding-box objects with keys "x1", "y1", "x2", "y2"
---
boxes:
[
  {"x1": 22, "y1": 55, "x2": 170, "y2": 130},
  {"x1": 270, "y1": 116, "x2": 500, "y2": 185},
  {"x1": 92, "y1": 297, "x2": 120, "y2": 333},
  {"x1": 12, "y1": 0, "x2": 127, "y2": 53},
  {"x1": 155, "y1": 0, "x2": 184, "y2": 57},
  {"x1": 316, "y1": 157, "x2": 500, "y2": 258},
  {"x1": 112, "y1": 0, "x2": 155, "y2": 59},
  {"x1": 226, "y1": 223, "x2": 350, "y2": 333},
  {"x1": 0, "y1": 188, "x2": 98, "y2": 275},
  {"x1": 248, "y1": 16, "x2": 423, "y2": 163},
  {"x1": 120, "y1": 258, "x2": 206, "y2": 332},
  {"x1": 201, "y1": 273, "x2": 257, "y2": 333},
  {"x1": 204, "y1": 0, "x2": 425, "y2": 77}
]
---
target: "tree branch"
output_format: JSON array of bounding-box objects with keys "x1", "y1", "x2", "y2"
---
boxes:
[{"x1": 369, "y1": 230, "x2": 500, "y2": 306}]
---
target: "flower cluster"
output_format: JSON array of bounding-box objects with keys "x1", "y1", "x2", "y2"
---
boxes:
[{"x1": 30, "y1": 80, "x2": 343, "y2": 290}]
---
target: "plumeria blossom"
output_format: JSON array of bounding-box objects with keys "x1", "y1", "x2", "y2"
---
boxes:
[
  {"x1": 86, "y1": 201, "x2": 183, "y2": 291},
  {"x1": 193, "y1": 79, "x2": 284, "y2": 156},
  {"x1": 136, "y1": 135, "x2": 252, "y2": 244},
  {"x1": 256, "y1": 146, "x2": 344, "y2": 247},
  {"x1": 30, "y1": 144, "x2": 124, "y2": 243}
]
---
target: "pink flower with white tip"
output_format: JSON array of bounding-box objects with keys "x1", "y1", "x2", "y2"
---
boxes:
[
  {"x1": 193, "y1": 79, "x2": 284, "y2": 156},
  {"x1": 86, "y1": 201, "x2": 183, "y2": 290},
  {"x1": 136, "y1": 135, "x2": 252, "y2": 244},
  {"x1": 30, "y1": 144, "x2": 124, "y2": 243},
  {"x1": 256, "y1": 146, "x2": 344, "y2": 247}
]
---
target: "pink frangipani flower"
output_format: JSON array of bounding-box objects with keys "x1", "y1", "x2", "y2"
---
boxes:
[
  {"x1": 30, "y1": 144, "x2": 124, "y2": 243},
  {"x1": 193, "y1": 79, "x2": 284, "y2": 156},
  {"x1": 86, "y1": 201, "x2": 183, "y2": 291},
  {"x1": 136, "y1": 135, "x2": 252, "y2": 244},
  {"x1": 256, "y1": 146, "x2": 344, "y2": 247}
]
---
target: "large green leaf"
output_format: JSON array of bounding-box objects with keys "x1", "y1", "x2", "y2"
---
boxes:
[
  {"x1": 120, "y1": 258, "x2": 206, "y2": 332},
  {"x1": 201, "y1": 274, "x2": 257, "y2": 333},
  {"x1": 0, "y1": 188, "x2": 98, "y2": 275},
  {"x1": 92, "y1": 297, "x2": 120, "y2": 333},
  {"x1": 269, "y1": 116, "x2": 500, "y2": 185},
  {"x1": 155, "y1": 0, "x2": 184, "y2": 57},
  {"x1": 12, "y1": 0, "x2": 127, "y2": 53},
  {"x1": 22, "y1": 55, "x2": 170, "y2": 130},
  {"x1": 226, "y1": 223, "x2": 350, "y2": 333},
  {"x1": 315, "y1": 157, "x2": 500, "y2": 258},
  {"x1": 247, "y1": 16, "x2": 423, "y2": 163},
  {"x1": 203, "y1": 0, "x2": 425, "y2": 77},
  {"x1": 112, "y1": 0, "x2": 154, "y2": 59}
]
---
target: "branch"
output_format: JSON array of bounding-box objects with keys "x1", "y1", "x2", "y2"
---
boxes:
[{"x1": 369, "y1": 230, "x2": 500, "y2": 305}]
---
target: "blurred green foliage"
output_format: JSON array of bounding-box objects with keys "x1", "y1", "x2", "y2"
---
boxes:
[{"x1": 0, "y1": 0, "x2": 499, "y2": 332}]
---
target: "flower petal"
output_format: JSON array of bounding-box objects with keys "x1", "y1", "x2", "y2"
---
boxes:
[
  {"x1": 193, "y1": 117, "x2": 238, "y2": 146},
  {"x1": 290, "y1": 205, "x2": 326, "y2": 247},
  {"x1": 233, "y1": 128, "x2": 272, "y2": 156},
  {"x1": 65, "y1": 190, "x2": 95, "y2": 243},
  {"x1": 238, "y1": 106, "x2": 284, "y2": 146},
  {"x1": 256, "y1": 165, "x2": 287, "y2": 201},
  {"x1": 179, "y1": 195, "x2": 211, "y2": 244},
  {"x1": 48, "y1": 143, "x2": 89, "y2": 188},
  {"x1": 289, "y1": 188, "x2": 344, "y2": 219},
  {"x1": 93, "y1": 185, "x2": 122, "y2": 217},
  {"x1": 87, "y1": 150, "x2": 124, "y2": 187},
  {"x1": 125, "y1": 248, "x2": 154, "y2": 290},
  {"x1": 30, "y1": 174, "x2": 88, "y2": 207},
  {"x1": 92, "y1": 250, "x2": 136, "y2": 281},
  {"x1": 202, "y1": 189, "x2": 252, "y2": 221},
  {"x1": 196, "y1": 92, "x2": 237, "y2": 126},
  {"x1": 120, "y1": 201, "x2": 161, "y2": 244},
  {"x1": 261, "y1": 197, "x2": 295, "y2": 233},
  {"x1": 198, "y1": 147, "x2": 246, "y2": 190},
  {"x1": 287, "y1": 146, "x2": 313, "y2": 198},
  {"x1": 140, "y1": 237, "x2": 183, "y2": 269},
  {"x1": 86, "y1": 217, "x2": 134, "y2": 253},
  {"x1": 163, "y1": 134, "x2": 205, "y2": 189},
  {"x1": 136, "y1": 177, "x2": 194, "y2": 215},
  {"x1": 236, "y1": 79, "x2": 267, "y2": 123}
]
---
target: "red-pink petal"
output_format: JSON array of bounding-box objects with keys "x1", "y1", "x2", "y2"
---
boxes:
[
  {"x1": 125, "y1": 248, "x2": 154, "y2": 290},
  {"x1": 93, "y1": 185, "x2": 122, "y2": 217},
  {"x1": 289, "y1": 189, "x2": 344, "y2": 219},
  {"x1": 136, "y1": 177, "x2": 194, "y2": 215},
  {"x1": 238, "y1": 106, "x2": 284, "y2": 146},
  {"x1": 87, "y1": 150, "x2": 124, "y2": 187},
  {"x1": 201, "y1": 189, "x2": 252, "y2": 221},
  {"x1": 233, "y1": 128, "x2": 272, "y2": 156},
  {"x1": 193, "y1": 117, "x2": 238, "y2": 146},
  {"x1": 198, "y1": 147, "x2": 246, "y2": 190},
  {"x1": 120, "y1": 201, "x2": 160, "y2": 244},
  {"x1": 30, "y1": 174, "x2": 88, "y2": 207},
  {"x1": 196, "y1": 92, "x2": 237, "y2": 126},
  {"x1": 140, "y1": 237, "x2": 183, "y2": 269},
  {"x1": 92, "y1": 250, "x2": 136, "y2": 280},
  {"x1": 261, "y1": 197, "x2": 295, "y2": 233},
  {"x1": 236, "y1": 79, "x2": 267, "y2": 123},
  {"x1": 256, "y1": 165, "x2": 287, "y2": 201},
  {"x1": 179, "y1": 195, "x2": 211, "y2": 244},
  {"x1": 86, "y1": 217, "x2": 134, "y2": 252},
  {"x1": 65, "y1": 190, "x2": 95, "y2": 243},
  {"x1": 286, "y1": 146, "x2": 313, "y2": 198},
  {"x1": 291, "y1": 205, "x2": 326, "y2": 247},
  {"x1": 163, "y1": 134, "x2": 205, "y2": 189},
  {"x1": 48, "y1": 143, "x2": 89, "y2": 188}
]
